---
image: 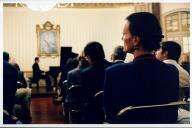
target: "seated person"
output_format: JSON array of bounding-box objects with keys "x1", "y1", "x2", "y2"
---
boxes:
[
  {"x1": 12, "y1": 62, "x2": 32, "y2": 123},
  {"x1": 67, "y1": 52, "x2": 89, "y2": 87},
  {"x1": 12, "y1": 63, "x2": 27, "y2": 88},
  {"x1": 59, "y1": 57, "x2": 79, "y2": 86},
  {"x1": 179, "y1": 52, "x2": 190, "y2": 74},
  {"x1": 32, "y1": 57, "x2": 51, "y2": 91},
  {"x1": 104, "y1": 12, "x2": 179, "y2": 123},
  {"x1": 111, "y1": 45, "x2": 127, "y2": 63},
  {"x1": 81, "y1": 41, "x2": 112, "y2": 123},
  {"x1": 3, "y1": 52, "x2": 18, "y2": 123},
  {"x1": 54, "y1": 52, "x2": 89, "y2": 104},
  {"x1": 155, "y1": 41, "x2": 190, "y2": 87}
]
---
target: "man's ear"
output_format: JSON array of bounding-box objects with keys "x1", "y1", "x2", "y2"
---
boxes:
[
  {"x1": 133, "y1": 36, "x2": 140, "y2": 47},
  {"x1": 163, "y1": 51, "x2": 168, "y2": 57}
]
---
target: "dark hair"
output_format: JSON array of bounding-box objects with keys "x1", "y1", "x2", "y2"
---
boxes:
[
  {"x1": 126, "y1": 12, "x2": 164, "y2": 52},
  {"x1": 79, "y1": 57, "x2": 89, "y2": 69},
  {"x1": 3, "y1": 51, "x2": 9, "y2": 61},
  {"x1": 113, "y1": 46, "x2": 126, "y2": 61},
  {"x1": 161, "y1": 41, "x2": 181, "y2": 62},
  {"x1": 35, "y1": 57, "x2": 39, "y2": 61},
  {"x1": 84, "y1": 41, "x2": 105, "y2": 62}
]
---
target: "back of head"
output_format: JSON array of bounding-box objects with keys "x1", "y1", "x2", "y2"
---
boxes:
[
  {"x1": 3, "y1": 51, "x2": 9, "y2": 62},
  {"x1": 84, "y1": 41, "x2": 105, "y2": 62},
  {"x1": 66, "y1": 57, "x2": 79, "y2": 71},
  {"x1": 77, "y1": 51, "x2": 89, "y2": 69},
  {"x1": 112, "y1": 46, "x2": 126, "y2": 61},
  {"x1": 161, "y1": 41, "x2": 181, "y2": 62},
  {"x1": 126, "y1": 12, "x2": 163, "y2": 52},
  {"x1": 34, "y1": 57, "x2": 39, "y2": 62},
  {"x1": 79, "y1": 57, "x2": 89, "y2": 69}
]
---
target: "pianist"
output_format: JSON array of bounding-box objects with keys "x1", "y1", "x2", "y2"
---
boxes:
[{"x1": 32, "y1": 57, "x2": 52, "y2": 91}]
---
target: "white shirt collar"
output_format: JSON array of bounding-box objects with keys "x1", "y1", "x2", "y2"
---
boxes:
[{"x1": 163, "y1": 59, "x2": 178, "y2": 65}]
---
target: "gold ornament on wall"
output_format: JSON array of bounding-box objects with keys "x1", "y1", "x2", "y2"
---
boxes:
[{"x1": 36, "y1": 21, "x2": 60, "y2": 57}]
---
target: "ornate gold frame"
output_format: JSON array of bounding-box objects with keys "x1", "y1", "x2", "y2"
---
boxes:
[{"x1": 36, "y1": 21, "x2": 60, "y2": 56}]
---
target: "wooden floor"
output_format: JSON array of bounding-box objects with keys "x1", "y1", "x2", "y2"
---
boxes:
[
  {"x1": 31, "y1": 97, "x2": 64, "y2": 124},
  {"x1": 31, "y1": 86, "x2": 57, "y2": 98}
]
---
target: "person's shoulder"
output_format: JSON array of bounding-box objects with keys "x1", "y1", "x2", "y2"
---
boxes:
[
  {"x1": 32, "y1": 63, "x2": 37, "y2": 67},
  {"x1": 3, "y1": 61, "x2": 18, "y2": 73},
  {"x1": 106, "y1": 61, "x2": 135, "y2": 74},
  {"x1": 68, "y1": 68, "x2": 79, "y2": 76},
  {"x1": 80, "y1": 66, "x2": 91, "y2": 75},
  {"x1": 104, "y1": 59, "x2": 114, "y2": 67},
  {"x1": 155, "y1": 59, "x2": 178, "y2": 71},
  {"x1": 163, "y1": 62, "x2": 179, "y2": 75}
]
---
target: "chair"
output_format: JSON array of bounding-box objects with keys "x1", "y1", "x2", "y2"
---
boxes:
[
  {"x1": 67, "y1": 85, "x2": 84, "y2": 123},
  {"x1": 17, "y1": 81, "x2": 23, "y2": 88},
  {"x1": 115, "y1": 101, "x2": 189, "y2": 124},
  {"x1": 179, "y1": 86, "x2": 189, "y2": 101},
  {"x1": 93, "y1": 91, "x2": 105, "y2": 123},
  {"x1": 58, "y1": 80, "x2": 69, "y2": 122},
  {"x1": 81, "y1": 90, "x2": 105, "y2": 124},
  {"x1": 52, "y1": 80, "x2": 67, "y2": 103},
  {"x1": 3, "y1": 110, "x2": 19, "y2": 124}
]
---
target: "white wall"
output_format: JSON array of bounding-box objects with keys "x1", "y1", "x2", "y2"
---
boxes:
[{"x1": 4, "y1": 6, "x2": 134, "y2": 71}]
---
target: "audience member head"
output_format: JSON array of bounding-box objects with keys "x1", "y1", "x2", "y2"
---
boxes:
[
  {"x1": 79, "y1": 57, "x2": 89, "y2": 69},
  {"x1": 3, "y1": 51, "x2": 9, "y2": 62},
  {"x1": 122, "y1": 12, "x2": 163, "y2": 54},
  {"x1": 111, "y1": 45, "x2": 126, "y2": 62},
  {"x1": 9, "y1": 58, "x2": 20, "y2": 71},
  {"x1": 77, "y1": 51, "x2": 89, "y2": 69},
  {"x1": 12, "y1": 63, "x2": 20, "y2": 71},
  {"x1": 155, "y1": 41, "x2": 181, "y2": 62},
  {"x1": 179, "y1": 52, "x2": 190, "y2": 65},
  {"x1": 9, "y1": 57, "x2": 16, "y2": 65},
  {"x1": 34, "y1": 57, "x2": 39, "y2": 63},
  {"x1": 84, "y1": 41, "x2": 105, "y2": 64}
]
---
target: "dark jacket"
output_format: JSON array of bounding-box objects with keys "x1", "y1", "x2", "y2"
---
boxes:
[
  {"x1": 3, "y1": 61, "x2": 18, "y2": 114},
  {"x1": 81, "y1": 59, "x2": 112, "y2": 101},
  {"x1": 32, "y1": 63, "x2": 43, "y2": 80},
  {"x1": 81, "y1": 59, "x2": 112, "y2": 123},
  {"x1": 59, "y1": 58, "x2": 79, "y2": 85},
  {"x1": 104, "y1": 54, "x2": 179, "y2": 123},
  {"x1": 17, "y1": 71, "x2": 27, "y2": 88}
]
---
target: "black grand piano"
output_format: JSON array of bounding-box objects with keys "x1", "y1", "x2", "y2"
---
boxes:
[
  {"x1": 48, "y1": 47, "x2": 78, "y2": 86},
  {"x1": 49, "y1": 66, "x2": 60, "y2": 86}
]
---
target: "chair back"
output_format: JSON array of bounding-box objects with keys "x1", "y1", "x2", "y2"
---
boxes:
[
  {"x1": 116, "y1": 101, "x2": 189, "y2": 124},
  {"x1": 94, "y1": 91, "x2": 104, "y2": 108},
  {"x1": 179, "y1": 86, "x2": 189, "y2": 101},
  {"x1": 68, "y1": 85, "x2": 84, "y2": 110},
  {"x1": 3, "y1": 110, "x2": 18, "y2": 124},
  {"x1": 93, "y1": 91, "x2": 105, "y2": 123}
]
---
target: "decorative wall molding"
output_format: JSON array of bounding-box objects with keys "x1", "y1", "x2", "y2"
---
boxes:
[
  {"x1": 134, "y1": 3, "x2": 152, "y2": 13},
  {"x1": 4, "y1": 3, "x2": 133, "y2": 9}
]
